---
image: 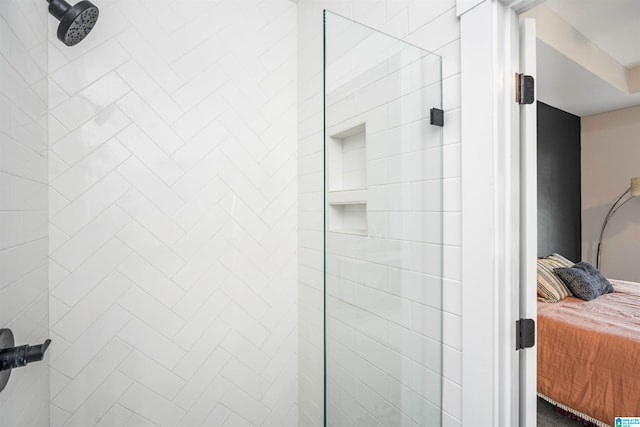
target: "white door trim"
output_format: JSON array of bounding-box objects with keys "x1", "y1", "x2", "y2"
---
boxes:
[
  {"x1": 519, "y1": 17, "x2": 538, "y2": 427},
  {"x1": 459, "y1": 0, "x2": 537, "y2": 425}
]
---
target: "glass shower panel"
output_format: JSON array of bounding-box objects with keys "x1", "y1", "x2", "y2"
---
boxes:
[{"x1": 324, "y1": 11, "x2": 443, "y2": 426}]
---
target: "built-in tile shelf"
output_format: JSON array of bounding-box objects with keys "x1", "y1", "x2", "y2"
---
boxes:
[
  {"x1": 327, "y1": 202, "x2": 367, "y2": 235},
  {"x1": 327, "y1": 123, "x2": 368, "y2": 235}
]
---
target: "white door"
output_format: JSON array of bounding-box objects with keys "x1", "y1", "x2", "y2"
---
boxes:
[{"x1": 519, "y1": 16, "x2": 538, "y2": 427}]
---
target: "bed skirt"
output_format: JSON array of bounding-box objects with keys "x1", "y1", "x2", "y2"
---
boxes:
[{"x1": 538, "y1": 393, "x2": 610, "y2": 427}]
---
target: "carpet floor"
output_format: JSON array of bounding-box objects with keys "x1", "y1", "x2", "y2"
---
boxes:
[{"x1": 537, "y1": 397, "x2": 596, "y2": 426}]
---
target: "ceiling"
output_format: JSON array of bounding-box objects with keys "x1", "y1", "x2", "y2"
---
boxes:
[{"x1": 531, "y1": 0, "x2": 640, "y2": 117}]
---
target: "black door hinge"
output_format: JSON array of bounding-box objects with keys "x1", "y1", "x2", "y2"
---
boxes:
[
  {"x1": 515, "y1": 73, "x2": 534, "y2": 104},
  {"x1": 430, "y1": 108, "x2": 444, "y2": 127},
  {"x1": 516, "y1": 318, "x2": 535, "y2": 350}
]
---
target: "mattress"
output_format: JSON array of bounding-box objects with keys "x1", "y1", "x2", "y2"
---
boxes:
[{"x1": 537, "y1": 279, "x2": 640, "y2": 426}]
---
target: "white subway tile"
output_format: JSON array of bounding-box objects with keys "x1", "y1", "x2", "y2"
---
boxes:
[
  {"x1": 50, "y1": 138, "x2": 131, "y2": 201},
  {"x1": 220, "y1": 385, "x2": 270, "y2": 427},
  {"x1": 124, "y1": 40, "x2": 183, "y2": 93},
  {"x1": 219, "y1": 275, "x2": 269, "y2": 319},
  {"x1": 174, "y1": 349, "x2": 230, "y2": 409},
  {"x1": 0, "y1": 264, "x2": 47, "y2": 326},
  {"x1": 117, "y1": 92, "x2": 183, "y2": 155},
  {"x1": 124, "y1": 414, "x2": 156, "y2": 427},
  {"x1": 406, "y1": 6, "x2": 458, "y2": 52},
  {"x1": 220, "y1": 357, "x2": 270, "y2": 401},
  {"x1": 171, "y1": 177, "x2": 226, "y2": 229},
  {"x1": 119, "y1": 351, "x2": 185, "y2": 401},
  {"x1": 119, "y1": 383, "x2": 185, "y2": 427},
  {"x1": 50, "y1": 72, "x2": 130, "y2": 131},
  {"x1": 52, "y1": 269, "x2": 131, "y2": 342},
  {"x1": 117, "y1": 221, "x2": 185, "y2": 278},
  {"x1": 442, "y1": 377, "x2": 462, "y2": 420},
  {"x1": 177, "y1": 382, "x2": 232, "y2": 425},
  {"x1": 173, "y1": 320, "x2": 231, "y2": 380},
  {"x1": 171, "y1": 93, "x2": 228, "y2": 142},
  {"x1": 117, "y1": 286, "x2": 186, "y2": 338},
  {"x1": 170, "y1": 35, "x2": 227, "y2": 82},
  {"x1": 49, "y1": 187, "x2": 70, "y2": 217},
  {"x1": 443, "y1": 278, "x2": 462, "y2": 316},
  {"x1": 443, "y1": 345, "x2": 462, "y2": 385},
  {"x1": 116, "y1": 157, "x2": 185, "y2": 216},
  {"x1": 0, "y1": 211, "x2": 47, "y2": 251},
  {"x1": 52, "y1": 305, "x2": 131, "y2": 378},
  {"x1": 443, "y1": 177, "x2": 461, "y2": 211},
  {"x1": 0, "y1": 138, "x2": 47, "y2": 183},
  {"x1": 116, "y1": 254, "x2": 184, "y2": 308},
  {"x1": 49, "y1": 368, "x2": 71, "y2": 404},
  {"x1": 50, "y1": 204, "x2": 130, "y2": 273},
  {"x1": 386, "y1": 375, "x2": 441, "y2": 425},
  {"x1": 118, "y1": 318, "x2": 185, "y2": 370},
  {"x1": 171, "y1": 122, "x2": 228, "y2": 172},
  {"x1": 52, "y1": 339, "x2": 131, "y2": 413},
  {"x1": 443, "y1": 312, "x2": 462, "y2": 351},
  {"x1": 171, "y1": 147, "x2": 229, "y2": 202},
  {"x1": 223, "y1": 413, "x2": 253, "y2": 427},
  {"x1": 50, "y1": 404, "x2": 71, "y2": 427},
  {"x1": 172, "y1": 63, "x2": 228, "y2": 112},
  {"x1": 443, "y1": 73, "x2": 461, "y2": 111},
  {"x1": 387, "y1": 321, "x2": 440, "y2": 372},
  {"x1": 50, "y1": 39, "x2": 130, "y2": 96},
  {"x1": 219, "y1": 303, "x2": 269, "y2": 347},
  {"x1": 116, "y1": 60, "x2": 161, "y2": 98},
  {"x1": 0, "y1": 172, "x2": 48, "y2": 211},
  {"x1": 51, "y1": 105, "x2": 130, "y2": 166},
  {"x1": 411, "y1": 302, "x2": 442, "y2": 341},
  {"x1": 355, "y1": 381, "x2": 418, "y2": 427},
  {"x1": 0, "y1": 239, "x2": 47, "y2": 291},
  {"x1": 443, "y1": 244, "x2": 461, "y2": 281},
  {"x1": 51, "y1": 172, "x2": 130, "y2": 236},
  {"x1": 95, "y1": 404, "x2": 133, "y2": 427},
  {"x1": 172, "y1": 234, "x2": 229, "y2": 290},
  {"x1": 62, "y1": 372, "x2": 133, "y2": 427},
  {"x1": 262, "y1": 329, "x2": 298, "y2": 384},
  {"x1": 220, "y1": 330, "x2": 270, "y2": 374},
  {"x1": 117, "y1": 188, "x2": 185, "y2": 247},
  {"x1": 410, "y1": 360, "x2": 441, "y2": 405},
  {"x1": 117, "y1": 125, "x2": 184, "y2": 185}
]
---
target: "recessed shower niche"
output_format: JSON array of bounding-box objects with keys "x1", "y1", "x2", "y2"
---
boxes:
[
  {"x1": 327, "y1": 123, "x2": 368, "y2": 235},
  {"x1": 327, "y1": 123, "x2": 367, "y2": 192}
]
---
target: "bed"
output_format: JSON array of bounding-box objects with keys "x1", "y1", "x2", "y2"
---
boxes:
[{"x1": 537, "y1": 278, "x2": 640, "y2": 426}]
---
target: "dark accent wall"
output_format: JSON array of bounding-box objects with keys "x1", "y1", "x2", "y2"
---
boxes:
[{"x1": 537, "y1": 102, "x2": 581, "y2": 261}]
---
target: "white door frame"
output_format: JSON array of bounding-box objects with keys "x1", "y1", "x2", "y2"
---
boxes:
[{"x1": 458, "y1": 0, "x2": 540, "y2": 425}]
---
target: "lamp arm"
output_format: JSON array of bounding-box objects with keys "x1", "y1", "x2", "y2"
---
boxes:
[
  {"x1": 596, "y1": 186, "x2": 631, "y2": 269},
  {"x1": 607, "y1": 195, "x2": 634, "y2": 223}
]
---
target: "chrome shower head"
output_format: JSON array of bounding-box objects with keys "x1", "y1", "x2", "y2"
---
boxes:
[{"x1": 47, "y1": 0, "x2": 99, "y2": 46}]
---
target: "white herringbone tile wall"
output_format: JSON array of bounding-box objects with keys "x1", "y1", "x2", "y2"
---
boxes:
[
  {"x1": 297, "y1": 1, "x2": 462, "y2": 426},
  {"x1": 48, "y1": 1, "x2": 297, "y2": 426},
  {"x1": 0, "y1": 0, "x2": 50, "y2": 425}
]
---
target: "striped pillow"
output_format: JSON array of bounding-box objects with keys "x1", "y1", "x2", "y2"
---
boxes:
[
  {"x1": 547, "y1": 253, "x2": 574, "y2": 268},
  {"x1": 537, "y1": 254, "x2": 574, "y2": 302}
]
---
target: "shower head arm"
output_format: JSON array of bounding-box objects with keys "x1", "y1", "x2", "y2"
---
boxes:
[{"x1": 47, "y1": 0, "x2": 72, "y2": 20}]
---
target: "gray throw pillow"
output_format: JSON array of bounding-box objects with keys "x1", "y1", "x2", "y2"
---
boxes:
[{"x1": 553, "y1": 261, "x2": 614, "y2": 301}]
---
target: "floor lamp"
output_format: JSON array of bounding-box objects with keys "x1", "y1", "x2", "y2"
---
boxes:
[{"x1": 596, "y1": 177, "x2": 640, "y2": 270}]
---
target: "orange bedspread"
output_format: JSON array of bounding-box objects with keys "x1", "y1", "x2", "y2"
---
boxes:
[{"x1": 538, "y1": 280, "x2": 640, "y2": 426}]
